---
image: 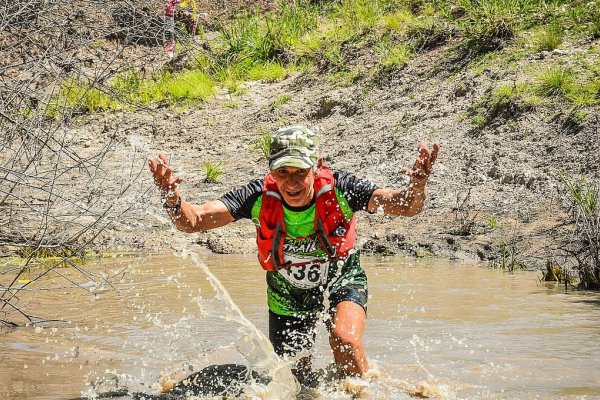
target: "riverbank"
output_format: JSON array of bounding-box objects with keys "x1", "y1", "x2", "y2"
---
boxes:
[
  {"x1": 68, "y1": 41, "x2": 596, "y2": 274},
  {"x1": 2, "y1": 0, "x2": 599, "y2": 281}
]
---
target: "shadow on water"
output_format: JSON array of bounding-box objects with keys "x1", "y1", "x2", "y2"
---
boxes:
[
  {"x1": 571, "y1": 298, "x2": 600, "y2": 307},
  {"x1": 78, "y1": 363, "x2": 270, "y2": 399}
]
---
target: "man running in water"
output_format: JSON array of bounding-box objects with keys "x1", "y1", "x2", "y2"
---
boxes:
[{"x1": 149, "y1": 125, "x2": 438, "y2": 384}]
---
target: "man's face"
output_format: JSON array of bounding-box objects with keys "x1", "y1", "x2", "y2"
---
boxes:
[{"x1": 271, "y1": 166, "x2": 315, "y2": 207}]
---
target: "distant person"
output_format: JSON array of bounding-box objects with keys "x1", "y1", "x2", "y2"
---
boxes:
[{"x1": 149, "y1": 125, "x2": 439, "y2": 384}]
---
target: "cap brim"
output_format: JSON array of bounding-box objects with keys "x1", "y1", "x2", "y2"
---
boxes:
[{"x1": 269, "y1": 156, "x2": 314, "y2": 170}]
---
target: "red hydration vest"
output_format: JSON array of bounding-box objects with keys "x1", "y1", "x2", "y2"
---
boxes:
[{"x1": 256, "y1": 166, "x2": 357, "y2": 271}]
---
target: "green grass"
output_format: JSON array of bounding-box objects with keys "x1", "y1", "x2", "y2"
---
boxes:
[
  {"x1": 271, "y1": 93, "x2": 293, "y2": 109},
  {"x1": 218, "y1": 5, "x2": 318, "y2": 66},
  {"x1": 90, "y1": 39, "x2": 107, "y2": 49},
  {"x1": 327, "y1": 67, "x2": 364, "y2": 87},
  {"x1": 161, "y1": 70, "x2": 215, "y2": 102},
  {"x1": 488, "y1": 215, "x2": 498, "y2": 230},
  {"x1": 47, "y1": 78, "x2": 116, "y2": 118},
  {"x1": 248, "y1": 129, "x2": 271, "y2": 160},
  {"x1": 247, "y1": 62, "x2": 287, "y2": 82},
  {"x1": 338, "y1": 0, "x2": 384, "y2": 32},
  {"x1": 42, "y1": 0, "x2": 600, "y2": 118},
  {"x1": 531, "y1": 24, "x2": 564, "y2": 52},
  {"x1": 467, "y1": 80, "x2": 544, "y2": 128},
  {"x1": 375, "y1": 39, "x2": 412, "y2": 70},
  {"x1": 536, "y1": 67, "x2": 574, "y2": 98},
  {"x1": 559, "y1": 172, "x2": 600, "y2": 288},
  {"x1": 567, "y1": 79, "x2": 600, "y2": 107},
  {"x1": 471, "y1": 114, "x2": 487, "y2": 128},
  {"x1": 203, "y1": 161, "x2": 223, "y2": 183},
  {"x1": 111, "y1": 69, "x2": 142, "y2": 94},
  {"x1": 452, "y1": 0, "x2": 521, "y2": 46}
]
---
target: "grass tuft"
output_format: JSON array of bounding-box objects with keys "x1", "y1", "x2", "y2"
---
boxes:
[
  {"x1": 49, "y1": 78, "x2": 116, "y2": 117},
  {"x1": 271, "y1": 94, "x2": 293, "y2": 109},
  {"x1": 161, "y1": 70, "x2": 215, "y2": 102},
  {"x1": 247, "y1": 62, "x2": 287, "y2": 82},
  {"x1": 536, "y1": 68, "x2": 574, "y2": 98},
  {"x1": 531, "y1": 24, "x2": 564, "y2": 52},
  {"x1": 248, "y1": 129, "x2": 271, "y2": 160},
  {"x1": 559, "y1": 172, "x2": 600, "y2": 289},
  {"x1": 375, "y1": 39, "x2": 412, "y2": 70},
  {"x1": 203, "y1": 161, "x2": 223, "y2": 183}
]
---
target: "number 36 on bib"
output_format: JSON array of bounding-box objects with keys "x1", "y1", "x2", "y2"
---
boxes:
[{"x1": 280, "y1": 255, "x2": 329, "y2": 289}]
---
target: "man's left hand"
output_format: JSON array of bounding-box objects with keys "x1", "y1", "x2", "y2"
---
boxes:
[{"x1": 401, "y1": 141, "x2": 439, "y2": 185}]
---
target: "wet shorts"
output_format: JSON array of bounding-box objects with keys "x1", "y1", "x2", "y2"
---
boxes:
[{"x1": 268, "y1": 285, "x2": 367, "y2": 357}]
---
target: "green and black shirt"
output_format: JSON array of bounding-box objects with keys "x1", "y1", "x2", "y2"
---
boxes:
[{"x1": 219, "y1": 171, "x2": 378, "y2": 317}]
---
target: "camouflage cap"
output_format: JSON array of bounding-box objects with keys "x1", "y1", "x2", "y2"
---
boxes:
[{"x1": 269, "y1": 125, "x2": 318, "y2": 170}]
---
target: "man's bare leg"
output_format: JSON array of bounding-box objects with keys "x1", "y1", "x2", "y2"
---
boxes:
[{"x1": 329, "y1": 301, "x2": 368, "y2": 377}]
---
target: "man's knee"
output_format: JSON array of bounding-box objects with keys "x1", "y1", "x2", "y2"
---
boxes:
[{"x1": 329, "y1": 324, "x2": 363, "y2": 351}]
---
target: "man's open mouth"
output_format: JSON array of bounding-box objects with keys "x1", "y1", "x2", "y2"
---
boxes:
[{"x1": 286, "y1": 189, "x2": 303, "y2": 197}]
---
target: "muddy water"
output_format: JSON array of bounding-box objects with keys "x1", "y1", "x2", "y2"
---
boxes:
[{"x1": 1, "y1": 254, "x2": 599, "y2": 399}]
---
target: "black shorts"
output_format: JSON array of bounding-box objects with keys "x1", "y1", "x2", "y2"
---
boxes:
[{"x1": 268, "y1": 285, "x2": 368, "y2": 357}]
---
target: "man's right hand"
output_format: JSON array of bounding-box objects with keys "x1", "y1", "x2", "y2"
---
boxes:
[{"x1": 148, "y1": 153, "x2": 183, "y2": 207}]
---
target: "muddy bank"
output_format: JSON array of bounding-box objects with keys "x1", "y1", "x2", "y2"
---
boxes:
[{"x1": 63, "y1": 42, "x2": 598, "y2": 275}]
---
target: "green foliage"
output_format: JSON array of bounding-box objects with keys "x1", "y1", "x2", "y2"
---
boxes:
[
  {"x1": 382, "y1": 9, "x2": 414, "y2": 33},
  {"x1": 218, "y1": 5, "x2": 317, "y2": 66},
  {"x1": 382, "y1": 9, "x2": 449, "y2": 51},
  {"x1": 208, "y1": 57, "x2": 250, "y2": 93},
  {"x1": 327, "y1": 68, "x2": 364, "y2": 86},
  {"x1": 488, "y1": 215, "x2": 498, "y2": 230},
  {"x1": 375, "y1": 37, "x2": 412, "y2": 70},
  {"x1": 224, "y1": 100, "x2": 238, "y2": 108},
  {"x1": 566, "y1": 77, "x2": 600, "y2": 107},
  {"x1": 560, "y1": 173, "x2": 599, "y2": 220},
  {"x1": 247, "y1": 62, "x2": 287, "y2": 82},
  {"x1": 565, "y1": 0, "x2": 600, "y2": 39},
  {"x1": 211, "y1": 5, "x2": 317, "y2": 84},
  {"x1": 590, "y1": 13, "x2": 600, "y2": 39},
  {"x1": 292, "y1": 0, "x2": 387, "y2": 63},
  {"x1": 44, "y1": 0, "x2": 600, "y2": 118},
  {"x1": 531, "y1": 24, "x2": 564, "y2": 52},
  {"x1": 48, "y1": 78, "x2": 116, "y2": 117},
  {"x1": 112, "y1": 69, "x2": 141, "y2": 94},
  {"x1": 190, "y1": 53, "x2": 214, "y2": 72},
  {"x1": 90, "y1": 39, "x2": 107, "y2": 49},
  {"x1": 248, "y1": 129, "x2": 271, "y2": 160},
  {"x1": 497, "y1": 238, "x2": 526, "y2": 272},
  {"x1": 271, "y1": 93, "x2": 293, "y2": 109},
  {"x1": 536, "y1": 67, "x2": 574, "y2": 97},
  {"x1": 13, "y1": 246, "x2": 90, "y2": 268},
  {"x1": 471, "y1": 114, "x2": 487, "y2": 127},
  {"x1": 468, "y1": 81, "x2": 536, "y2": 129},
  {"x1": 47, "y1": 66, "x2": 218, "y2": 116},
  {"x1": 276, "y1": 1, "x2": 320, "y2": 46},
  {"x1": 203, "y1": 161, "x2": 223, "y2": 183},
  {"x1": 161, "y1": 70, "x2": 215, "y2": 102},
  {"x1": 453, "y1": 0, "x2": 521, "y2": 47},
  {"x1": 338, "y1": 0, "x2": 384, "y2": 31},
  {"x1": 14, "y1": 245, "x2": 87, "y2": 259},
  {"x1": 559, "y1": 172, "x2": 600, "y2": 289},
  {"x1": 323, "y1": 44, "x2": 347, "y2": 71}
]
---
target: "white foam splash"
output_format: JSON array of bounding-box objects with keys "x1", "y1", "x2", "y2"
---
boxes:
[{"x1": 183, "y1": 250, "x2": 300, "y2": 399}]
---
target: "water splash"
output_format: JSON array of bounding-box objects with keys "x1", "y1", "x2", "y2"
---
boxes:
[{"x1": 183, "y1": 250, "x2": 300, "y2": 399}]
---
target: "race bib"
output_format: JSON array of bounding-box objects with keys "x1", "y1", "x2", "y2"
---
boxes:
[{"x1": 280, "y1": 254, "x2": 328, "y2": 289}]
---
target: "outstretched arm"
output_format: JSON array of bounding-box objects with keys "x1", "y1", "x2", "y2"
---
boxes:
[
  {"x1": 367, "y1": 142, "x2": 439, "y2": 217},
  {"x1": 148, "y1": 153, "x2": 235, "y2": 232}
]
